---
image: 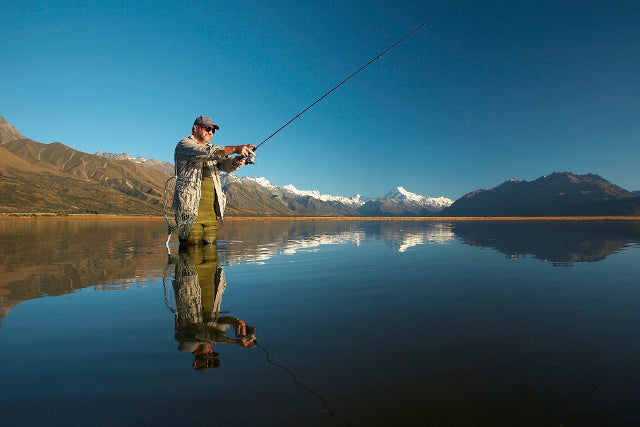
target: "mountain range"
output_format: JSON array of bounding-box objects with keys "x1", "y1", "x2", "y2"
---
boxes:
[
  {"x1": 1, "y1": 115, "x2": 639, "y2": 216},
  {"x1": 221, "y1": 174, "x2": 452, "y2": 217}
]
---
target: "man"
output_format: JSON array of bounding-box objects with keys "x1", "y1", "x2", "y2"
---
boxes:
[{"x1": 173, "y1": 116, "x2": 255, "y2": 245}]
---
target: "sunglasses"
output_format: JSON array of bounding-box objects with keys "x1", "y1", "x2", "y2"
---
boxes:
[{"x1": 201, "y1": 126, "x2": 216, "y2": 133}]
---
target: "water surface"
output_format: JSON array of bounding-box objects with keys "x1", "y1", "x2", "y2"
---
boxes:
[{"x1": 1, "y1": 218, "x2": 639, "y2": 425}]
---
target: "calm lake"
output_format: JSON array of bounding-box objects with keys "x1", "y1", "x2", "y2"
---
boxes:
[{"x1": 1, "y1": 218, "x2": 639, "y2": 425}]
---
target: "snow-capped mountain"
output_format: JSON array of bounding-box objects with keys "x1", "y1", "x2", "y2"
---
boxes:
[
  {"x1": 281, "y1": 184, "x2": 365, "y2": 208},
  {"x1": 357, "y1": 186, "x2": 453, "y2": 217},
  {"x1": 223, "y1": 175, "x2": 364, "y2": 207},
  {"x1": 383, "y1": 186, "x2": 454, "y2": 209},
  {"x1": 221, "y1": 174, "x2": 452, "y2": 217}
]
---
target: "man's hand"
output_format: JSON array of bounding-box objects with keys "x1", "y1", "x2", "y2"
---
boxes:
[
  {"x1": 225, "y1": 144, "x2": 256, "y2": 157},
  {"x1": 232, "y1": 156, "x2": 246, "y2": 167}
]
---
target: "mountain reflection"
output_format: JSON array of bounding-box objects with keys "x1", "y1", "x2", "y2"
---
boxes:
[
  {"x1": 0, "y1": 218, "x2": 169, "y2": 324},
  {"x1": 451, "y1": 220, "x2": 640, "y2": 266},
  {"x1": 167, "y1": 244, "x2": 256, "y2": 371},
  {"x1": 216, "y1": 219, "x2": 454, "y2": 264},
  {"x1": 217, "y1": 219, "x2": 640, "y2": 267},
  {"x1": 2, "y1": 218, "x2": 639, "y2": 325}
]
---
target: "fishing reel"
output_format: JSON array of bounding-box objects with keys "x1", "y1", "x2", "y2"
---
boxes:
[
  {"x1": 244, "y1": 147, "x2": 258, "y2": 165},
  {"x1": 236, "y1": 151, "x2": 257, "y2": 166},
  {"x1": 245, "y1": 152, "x2": 256, "y2": 165}
]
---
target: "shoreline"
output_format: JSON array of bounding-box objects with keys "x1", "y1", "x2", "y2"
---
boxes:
[
  {"x1": 0, "y1": 213, "x2": 166, "y2": 221},
  {"x1": 1, "y1": 214, "x2": 639, "y2": 221}
]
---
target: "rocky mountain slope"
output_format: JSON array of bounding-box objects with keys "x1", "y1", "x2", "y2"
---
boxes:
[
  {"x1": 0, "y1": 137, "x2": 169, "y2": 215},
  {"x1": 0, "y1": 115, "x2": 26, "y2": 144}
]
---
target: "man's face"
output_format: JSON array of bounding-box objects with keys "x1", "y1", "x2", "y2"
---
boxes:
[{"x1": 194, "y1": 125, "x2": 214, "y2": 144}]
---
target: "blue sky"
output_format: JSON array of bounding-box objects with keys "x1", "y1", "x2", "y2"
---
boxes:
[{"x1": 1, "y1": 0, "x2": 639, "y2": 200}]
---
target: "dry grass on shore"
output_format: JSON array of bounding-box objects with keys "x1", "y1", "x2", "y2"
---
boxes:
[{"x1": 0, "y1": 213, "x2": 166, "y2": 221}]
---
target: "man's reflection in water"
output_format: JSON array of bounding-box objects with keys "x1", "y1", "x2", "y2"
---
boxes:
[
  {"x1": 172, "y1": 243, "x2": 256, "y2": 371},
  {"x1": 169, "y1": 245, "x2": 347, "y2": 424}
]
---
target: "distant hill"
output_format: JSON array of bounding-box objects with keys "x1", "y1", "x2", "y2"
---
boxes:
[
  {"x1": 95, "y1": 151, "x2": 174, "y2": 176},
  {"x1": 0, "y1": 138, "x2": 170, "y2": 215},
  {"x1": 441, "y1": 172, "x2": 640, "y2": 216}
]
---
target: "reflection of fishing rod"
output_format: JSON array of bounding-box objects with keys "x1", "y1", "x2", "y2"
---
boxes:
[{"x1": 245, "y1": 23, "x2": 425, "y2": 165}]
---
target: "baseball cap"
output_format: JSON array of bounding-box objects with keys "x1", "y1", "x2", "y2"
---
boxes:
[{"x1": 193, "y1": 116, "x2": 219, "y2": 130}]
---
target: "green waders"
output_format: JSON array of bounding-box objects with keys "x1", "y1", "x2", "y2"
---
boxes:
[{"x1": 183, "y1": 170, "x2": 218, "y2": 245}]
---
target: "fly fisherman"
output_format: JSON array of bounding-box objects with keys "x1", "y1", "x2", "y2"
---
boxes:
[{"x1": 173, "y1": 116, "x2": 255, "y2": 245}]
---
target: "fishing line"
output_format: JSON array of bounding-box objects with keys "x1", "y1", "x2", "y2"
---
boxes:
[
  {"x1": 255, "y1": 340, "x2": 350, "y2": 425},
  {"x1": 160, "y1": 262, "x2": 347, "y2": 423},
  {"x1": 245, "y1": 22, "x2": 425, "y2": 163}
]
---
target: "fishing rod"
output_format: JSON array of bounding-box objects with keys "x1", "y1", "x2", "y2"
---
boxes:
[
  {"x1": 162, "y1": 24, "x2": 424, "y2": 247},
  {"x1": 245, "y1": 23, "x2": 425, "y2": 164}
]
